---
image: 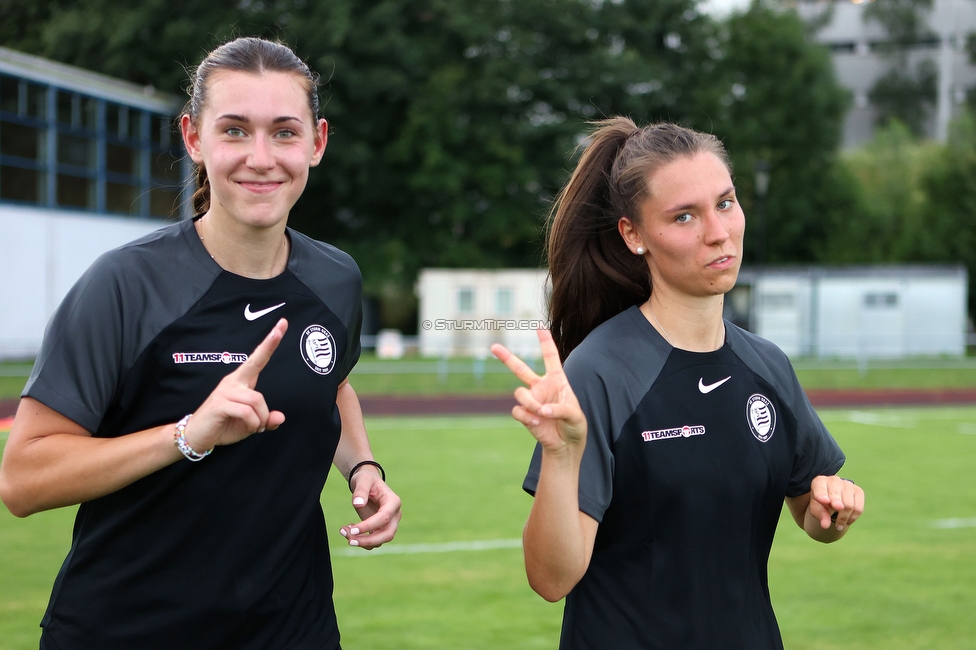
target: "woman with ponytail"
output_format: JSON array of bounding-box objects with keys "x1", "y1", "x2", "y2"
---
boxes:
[
  {"x1": 1, "y1": 37, "x2": 400, "y2": 649},
  {"x1": 492, "y1": 117, "x2": 864, "y2": 650}
]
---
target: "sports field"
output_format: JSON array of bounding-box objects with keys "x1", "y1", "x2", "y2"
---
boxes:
[{"x1": 1, "y1": 407, "x2": 975, "y2": 649}]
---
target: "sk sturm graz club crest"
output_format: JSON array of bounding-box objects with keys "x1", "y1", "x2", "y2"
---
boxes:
[
  {"x1": 746, "y1": 394, "x2": 776, "y2": 442},
  {"x1": 300, "y1": 325, "x2": 336, "y2": 375}
]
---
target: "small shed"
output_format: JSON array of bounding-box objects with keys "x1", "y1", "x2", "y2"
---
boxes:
[
  {"x1": 730, "y1": 265, "x2": 968, "y2": 358},
  {"x1": 415, "y1": 268, "x2": 549, "y2": 358},
  {"x1": 417, "y1": 264, "x2": 968, "y2": 360}
]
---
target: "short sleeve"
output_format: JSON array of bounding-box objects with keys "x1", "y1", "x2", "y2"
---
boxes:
[
  {"x1": 23, "y1": 256, "x2": 126, "y2": 433},
  {"x1": 785, "y1": 371, "x2": 846, "y2": 497},
  {"x1": 289, "y1": 230, "x2": 363, "y2": 383},
  {"x1": 523, "y1": 353, "x2": 618, "y2": 524},
  {"x1": 725, "y1": 324, "x2": 846, "y2": 497},
  {"x1": 522, "y1": 308, "x2": 669, "y2": 524},
  {"x1": 336, "y1": 274, "x2": 363, "y2": 383}
]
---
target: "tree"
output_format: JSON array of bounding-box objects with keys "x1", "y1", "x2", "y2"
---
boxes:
[
  {"x1": 823, "y1": 120, "x2": 940, "y2": 263},
  {"x1": 697, "y1": 2, "x2": 854, "y2": 265},
  {"x1": 862, "y1": 0, "x2": 938, "y2": 135},
  {"x1": 4, "y1": 0, "x2": 858, "y2": 327},
  {"x1": 868, "y1": 60, "x2": 938, "y2": 136},
  {"x1": 919, "y1": 113, "x2": 976, "y2": 319},
  {"x1": 815, "y1": 115, "x2": 976, "y2": 322},
  {"x1": 0, "y1": 0, "x2": 60, "y2": 55}
]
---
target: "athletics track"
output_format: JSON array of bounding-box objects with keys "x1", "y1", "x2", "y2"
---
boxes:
[
  {"x1": 354, "y1": 388, "x2": 976, "y2": 415},
  {"x1": 3, "y1": 388, "x2": 976, "y2": 428}
]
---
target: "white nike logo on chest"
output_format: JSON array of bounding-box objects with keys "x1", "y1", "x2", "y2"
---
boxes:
[
  {"x1": 698, "y1": 376, "x2": 731, "y2": 394},
  {"x1": 244, "y1": 302, "x2": 286, "y2": 321}
]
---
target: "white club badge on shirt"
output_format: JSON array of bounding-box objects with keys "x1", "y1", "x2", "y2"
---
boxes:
[
  {"x1": 746, "y1": 394, "x2": 776, "y2": 442},
  {"x1": 300, "y1": 324, "x2": 336, "y2": 375}
]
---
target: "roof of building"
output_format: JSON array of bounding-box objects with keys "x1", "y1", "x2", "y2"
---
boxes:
[
  {"x1": 0, "y1": 45, "x2": 181, "y2": 114},
  {"x1": 738, "y1": 263, "x2": 968, "y2": 282}
]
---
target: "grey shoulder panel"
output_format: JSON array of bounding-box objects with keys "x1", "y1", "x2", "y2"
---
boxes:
[
  {"x1": 524, "y1": 306, "x2": 670, "y2": 522},
  {"x1": 287, "y1": 229, "x2": 363, "y2": 381},
  {"x1": 24, "y1": 219, "x2": 220, "y2": 431},
  {"x1": 725, "y1": 323, "x2": 802, "y2": 405},
  {"x1": 565, "y1": 306, "x2": 671, "y2": 443},
  {"x1": 726, "y1": 322, "x2": 845, "y2": 495}
]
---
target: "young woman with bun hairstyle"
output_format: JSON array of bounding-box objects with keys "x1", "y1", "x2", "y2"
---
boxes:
[
  {"x1": 0, "y1": 37, "x2": 400, "y2": 649},
  {"x1": 493, "y1": 116, "x2": 864, "y2": 650}
]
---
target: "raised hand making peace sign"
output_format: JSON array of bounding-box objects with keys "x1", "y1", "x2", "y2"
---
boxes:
[
  {"x1": 492, "y1": 329, "x2": 598, "y2": 603},
  {"x1": 491, "y1": 329, "x2": 587, "y2": 457}
]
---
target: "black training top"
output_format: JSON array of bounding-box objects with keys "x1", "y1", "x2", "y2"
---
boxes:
[
  {"x1": 524, "y1": 306, "x2": 845, "y2": 650},
  {"x1": 24, "y1": 217, "x2": 362, "y2": 650}
]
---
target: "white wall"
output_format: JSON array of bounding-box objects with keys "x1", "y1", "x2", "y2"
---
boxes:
[
  {"x1": 417, "y1": 266, "x2": 967, "y2": 359},
  {"x1": 754, "y1": 276, "x2": 812, "y2": 357},
  {"x1": 750, "y1": 267, "x2": 967, "y2": 359},
  {"x1": 416, "y1": 268, "x2": 548, "y2": 357},
  {"x1": 0, "y1": 204, "x2": 164, "y2": 359},
  {"x1": 817, "y1": 277, "x2": 906, "y2": 357},
  {"x1": 902, "y1": 276, "x2": 968, "y2": 355}
]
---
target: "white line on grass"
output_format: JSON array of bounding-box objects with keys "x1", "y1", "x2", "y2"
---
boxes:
[
  {"x1": 335, "y1": 538, "x2": 522, "y2": 557},
  {"x1": 365, "y1": 417, "x2": 521, "y2": 431},
  {"x1": 845, "y1": 411, "x2": 918, "y2": 428},
  {"x1": 931, "y1": 518, "x2": 976, "y2": 529}
]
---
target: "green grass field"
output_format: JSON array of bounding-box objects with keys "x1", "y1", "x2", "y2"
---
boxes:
[
  {"x1": 6, "y1": 357, "x2": 976, "y2": 401},
  {"x1": 2, "y1": 408, "x2": 975, "y2": 649}
]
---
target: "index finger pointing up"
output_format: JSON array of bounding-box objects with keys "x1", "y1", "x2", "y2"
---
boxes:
[{"x1": 237, "y1": 318, "x2": 288, "y2": 384}]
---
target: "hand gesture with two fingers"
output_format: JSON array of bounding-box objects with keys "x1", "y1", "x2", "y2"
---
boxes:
[
  {"x1": 490, "y1": 329, "x2": 587, "y2": 454},
  {"x1": 181, "y1": 318, "x2": 288, "y2": 453}
]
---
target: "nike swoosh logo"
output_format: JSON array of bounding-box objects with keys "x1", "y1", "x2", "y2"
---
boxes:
[
  {"x1": 244, "y1": 302, "x2": 286, "y2": 321},
  {"x1": 698, "y1": 376, "x2": 731, "y2": 394}
]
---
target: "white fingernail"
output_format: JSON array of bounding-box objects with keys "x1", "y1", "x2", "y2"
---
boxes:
[
  {"x1": 350, "y1": 527, "x2": 360, "y2": 536},
  {"x1": 836, "y1": 525, "x2": 845, "y2": 531},
  {"x1": 350, "y1": 539, "x2": 359, "y2": 546},
  {"x1": 353, "y1": 497, "x2": 366, "y2": 506},
  {"x1": 339, "y1": 528, "x2": 347, "y2": 537}
]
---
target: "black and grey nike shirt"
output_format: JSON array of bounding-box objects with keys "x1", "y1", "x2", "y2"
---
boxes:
[
  {"x1": 523, "y1": 305, "x2": 845, "y2": 650},
  {"x1": 25, "y1": 216, "x2": 361, "y2": 650}
]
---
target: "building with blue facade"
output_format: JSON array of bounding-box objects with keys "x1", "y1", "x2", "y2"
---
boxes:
[
  {"x1": 0, "y1": 46, "x2": 187, "y2": 219},
  {"x1": 0, "y1": 46, "x2": 190, "y2": 359}
]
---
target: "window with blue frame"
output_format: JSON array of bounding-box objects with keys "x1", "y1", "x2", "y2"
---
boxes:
[
  {"x1": 55, "y1": 90, "x2": 97, "y2": 210},
  {"x1": 0, "y1": 72, "x2": 184, "y2": 219},
  {"x1": 149, "y1": 113, "x2": 183, "y2": 218},
  {"x1": 0, "y1": 76, "x2": 48, "y2": 204}
]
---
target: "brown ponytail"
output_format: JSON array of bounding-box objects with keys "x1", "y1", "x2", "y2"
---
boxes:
[
  {"x1": 192, "y1": 166, "x2": 211, "y2": 215},
  {"x1": 546, "y1": 117, "x2": 730, "y2": 360}
]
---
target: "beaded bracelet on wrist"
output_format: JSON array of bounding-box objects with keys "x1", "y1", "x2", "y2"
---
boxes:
[{"x1": 174, "y1": 414, "x2": 212, "y2": 462}]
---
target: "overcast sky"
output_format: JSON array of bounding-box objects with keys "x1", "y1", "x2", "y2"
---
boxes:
[{"x1": 700, "y1": 0, "x2": 752, "y2": 16}]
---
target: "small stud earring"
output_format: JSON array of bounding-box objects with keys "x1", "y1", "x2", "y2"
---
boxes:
[{"x1": 636, "y1": 246, "x2": 645, "y2": 255}]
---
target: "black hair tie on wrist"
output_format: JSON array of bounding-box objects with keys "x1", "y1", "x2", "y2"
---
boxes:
[{"x1": 347, "y1": 460, "x2": 386, "y2": 491}]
